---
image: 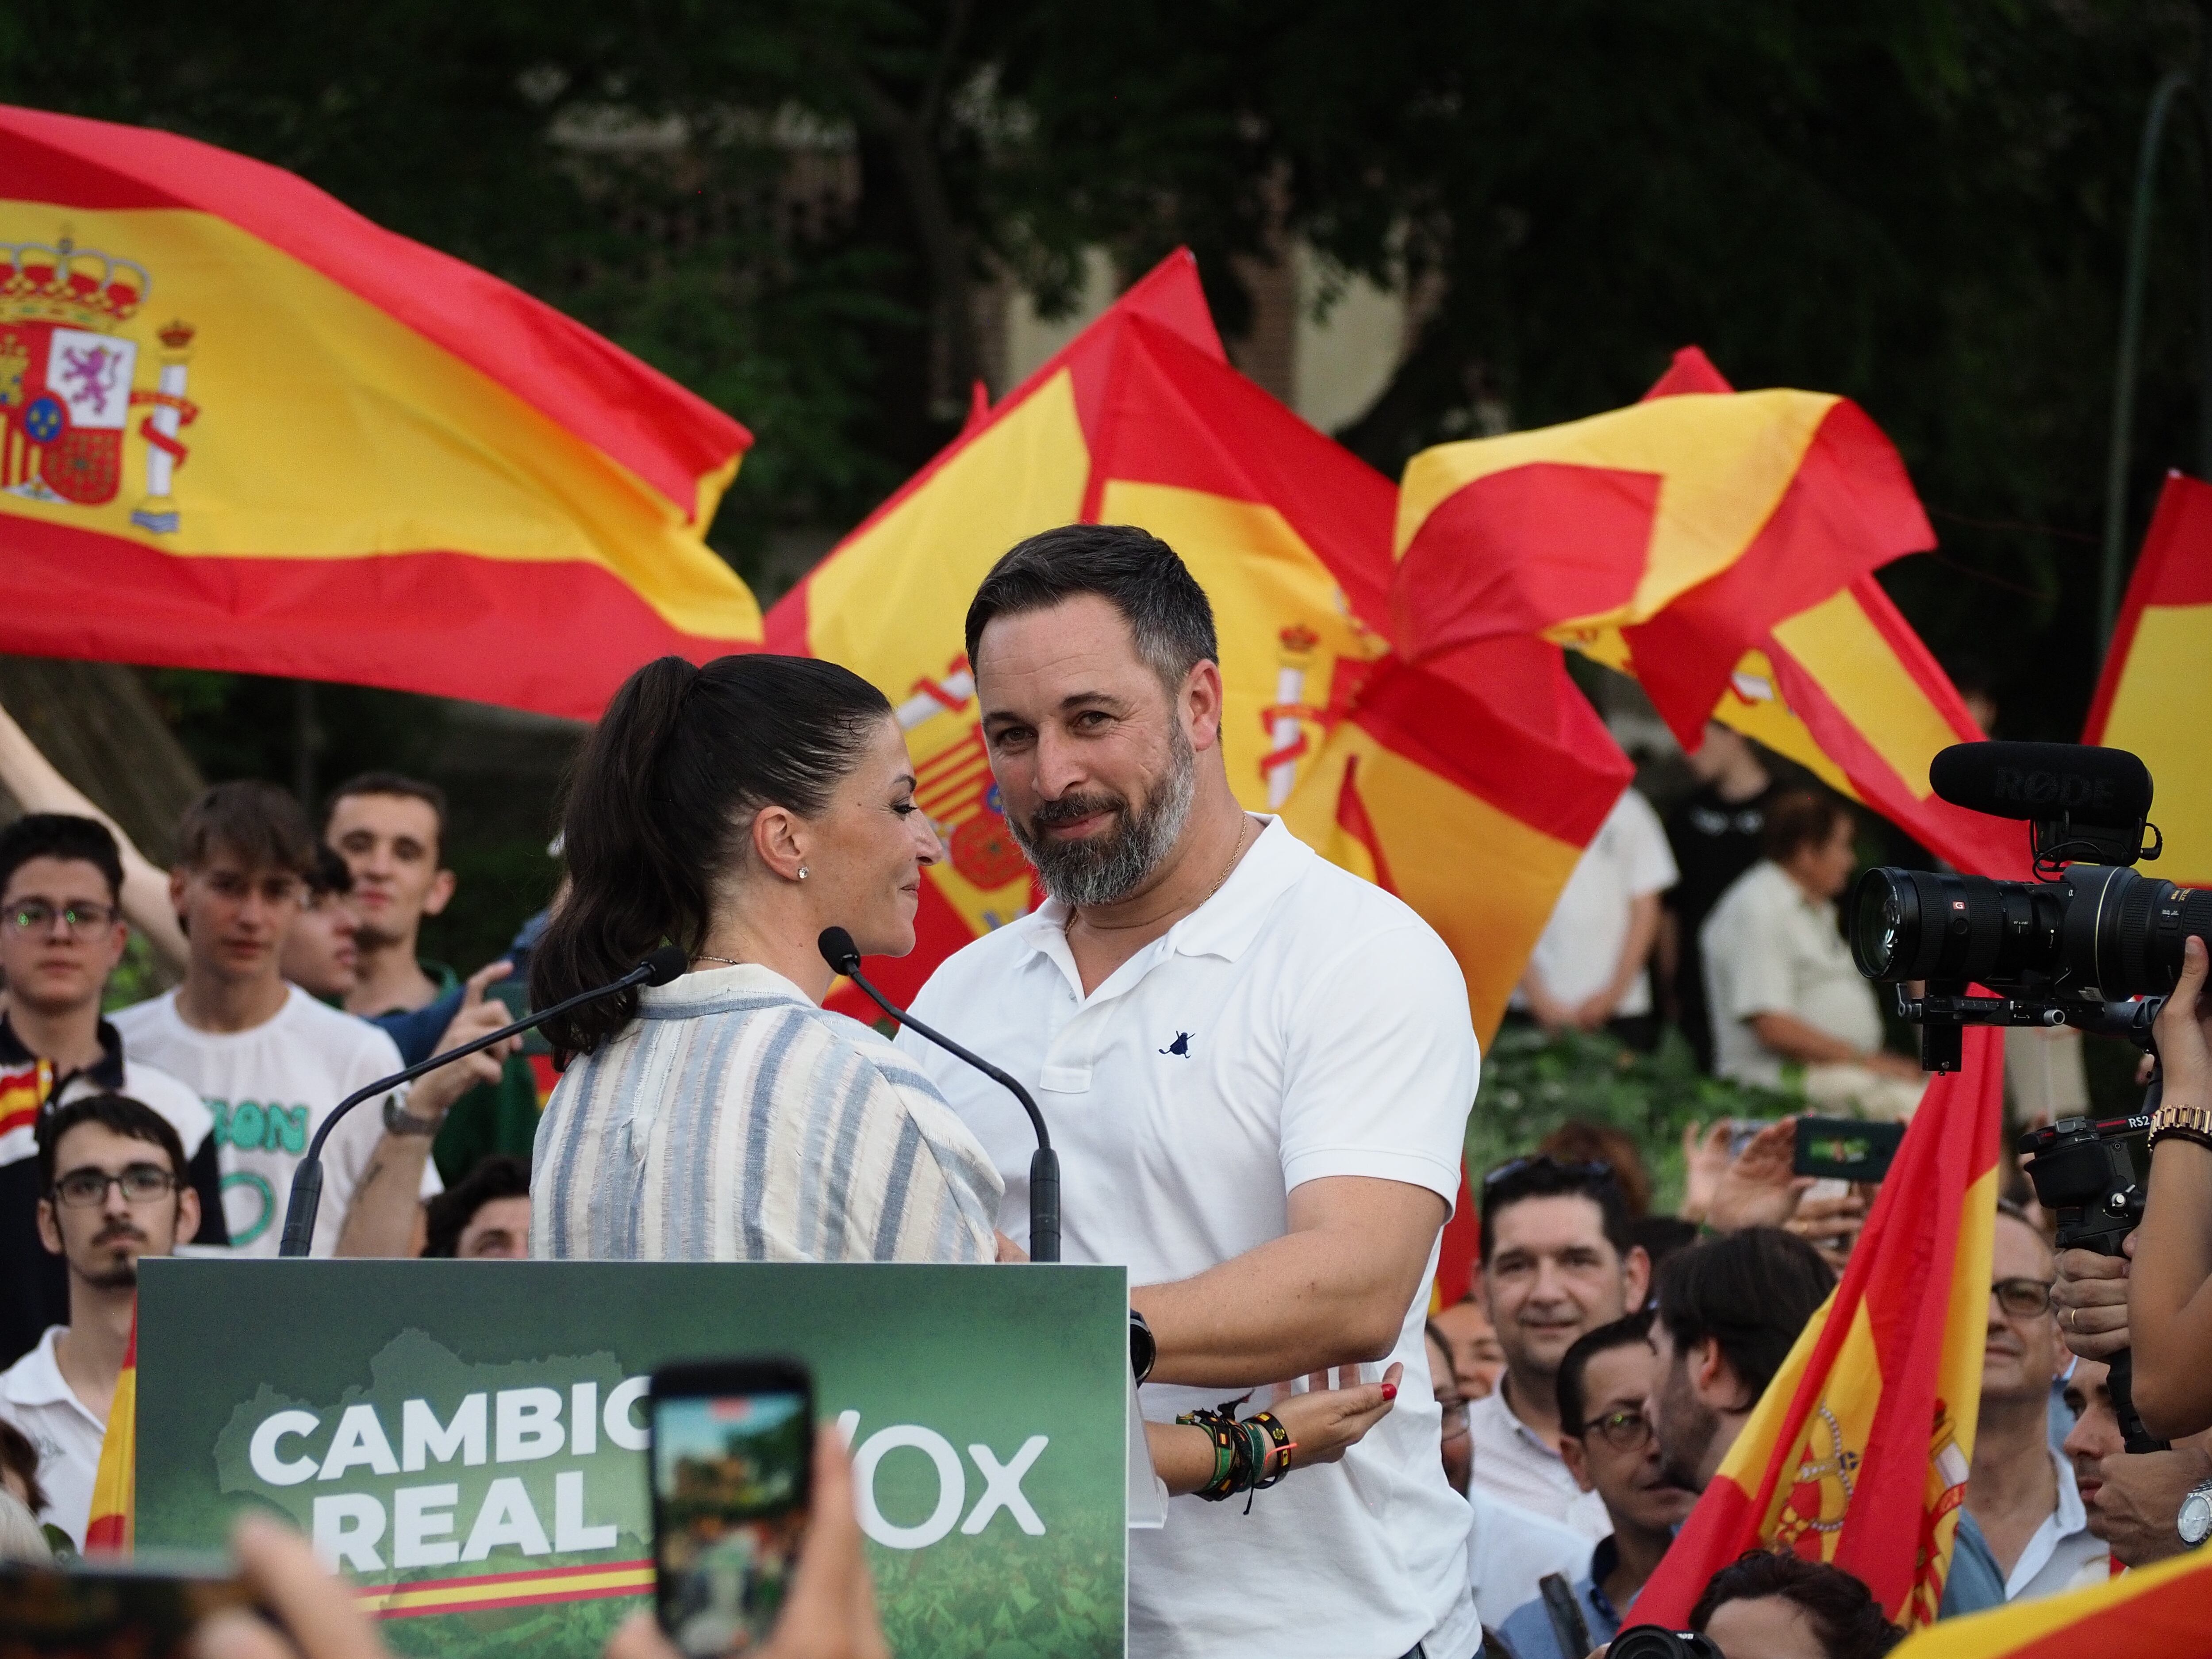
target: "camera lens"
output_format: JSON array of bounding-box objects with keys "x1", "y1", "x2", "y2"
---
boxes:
[
  {"x1": 1850, "y1": 869, "x2": 1916, "y2": 979},
  {"x1": 2062, "y1": 865, "x2": 2212, "y2": 998}
]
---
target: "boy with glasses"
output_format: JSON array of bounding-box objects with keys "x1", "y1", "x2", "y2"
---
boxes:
[
  {"x1": 0, "y1": 1094, "x2": 198, "y2": 1548},
  {"x1": 0, "y1": 814, "x2": 225, "y2": 1371},
  {"x1": 1496, "y1": 1312, "x2": 1697, "y2": 1659},
  {"x1": 1941, "y1": 1203, "x2": 2108, "y2": 1613}
]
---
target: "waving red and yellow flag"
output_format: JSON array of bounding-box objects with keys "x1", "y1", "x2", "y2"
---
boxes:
[
  {"x1": 2084, "y1": 470, "x2": 2212, "y2": 887},
  {"x1": 1889, "y1": 1544, "x2": 2211, "y2": 1656},
  {"x1": 0, "y1": 105, "x2": 759, "y2": 720},
  {"x1": 1396, "y1": 347, "x2": 2017, "y2": 877},
  {"x1": 83, "y1": 1310, "x2": 134, "y2": 1554},
  {"x1": 768, "y1": 250, "x2": 1629, "y2": 1038},
  {"x1": 1630, "y1": 1024, "x2": 2005, "y2": 1629},
  {"x1": 1394, "y1": 353, "x2": 1933, "y2": 737}
]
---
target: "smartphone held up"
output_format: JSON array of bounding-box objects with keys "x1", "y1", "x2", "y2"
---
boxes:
[{"x1": 649, "y1": 1359, "x2": 815, "y2": 1659}]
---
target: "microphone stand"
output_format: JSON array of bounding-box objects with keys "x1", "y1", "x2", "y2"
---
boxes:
[
  {"x1": 819, "y1": 929, "x2": 1060, "y2": 1263},
  {"x1": 276, "y1": 947, "x2": 688, "y2": 1257}
]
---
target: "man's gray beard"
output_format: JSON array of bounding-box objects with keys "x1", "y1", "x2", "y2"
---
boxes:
[{"x1": 1010, "y1": 727, "x2": 1197, "y2": 909}]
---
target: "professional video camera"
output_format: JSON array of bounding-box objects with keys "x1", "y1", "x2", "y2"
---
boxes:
[
  {"x1": 1850, "y1": 739, "x2": 2193, "y2": 1453},
  {"x1": 1848, "y1": 741, "x2": 2204, "y2": 1073}
]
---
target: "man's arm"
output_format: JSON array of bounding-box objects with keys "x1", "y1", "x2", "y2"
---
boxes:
[
  {"x1": 1133, "y1": 1176, "x2": 1447, "y2": 1386},
  {"x1": 0, "y1": 699, "x2": 188, "y2": 971},
  {"x1": 334, "y1": 965, "x2": 518, "y2": 1257}
]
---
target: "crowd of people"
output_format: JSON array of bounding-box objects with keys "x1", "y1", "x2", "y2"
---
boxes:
[{"x1": 0, "y1": 522, "x2": 2204, "y2": 1659}]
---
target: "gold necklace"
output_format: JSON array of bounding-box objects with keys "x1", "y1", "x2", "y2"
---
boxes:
[{"x1": 694, "y1": 953, "x2": 744, "y2": 968}]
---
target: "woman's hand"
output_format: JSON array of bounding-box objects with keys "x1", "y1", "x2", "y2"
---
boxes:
[
  {"x1": 1264, "y1": 1362, "x2": 1404, "y2": 1470},
  {"x1": 1785, "y1": 1188, "x2": 1868, "y2": 1274}
]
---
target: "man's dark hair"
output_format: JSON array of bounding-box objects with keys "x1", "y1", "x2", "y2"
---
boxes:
[
  {"x1": 324, "y1": 772, "x2": 450, "y2": 854},
  {"x1": 1628, "y1": 1214, "x2": 1701, "y2": 1277},
  {"x1": 36, "y1": 1093, "x2": 188, "y2": 1194},
  {"x1": 1689, "y1": 1550, "x2": 1903, "y2": 1658},
  {"x1": 1761, "y1": 789, "x2": 1851, "y2": 865},
  {"x1": 1655, "y1": 1227, "x2": 1832, "y2": 1405},
  {"x1": 305, "y1": 843, "x2": 354, "y2": 899},
  {"x1": 0, "y1": 1417, "x2": 46, "y2": 1516},
  {"x1": 964, "y1": 523, "x2": 1218, "y2": 694},
  {"x1": 0, "y1": 814, "x2": 124, "y2": 906},
  {"x1": 176, "y1": 780, "x2": 317, "y2": 877},
  {"x1": 422, "y1": 1154, "x2": 530, "y2": 1257},
  {"x1": 1558, "y1": 1309, "x2": 1653, "y2": 1437},
  {"x1": 1479, "y1": 1154, "x2": 1635, "y2": 1264}
]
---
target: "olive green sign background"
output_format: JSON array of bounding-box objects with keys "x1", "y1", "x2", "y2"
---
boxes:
[{"x1": 135, "y1": 1260, "x2": 1127, "y2": 1659}]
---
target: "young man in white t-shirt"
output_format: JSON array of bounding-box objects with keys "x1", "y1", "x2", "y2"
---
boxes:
[
  {"x1": 901, "y1": 526, "x2": 1479, "y2": 1659},
  {"x1": 0, "y1": 814, "x2": 225, "y2": 1371},
  {"x1": 0, "y1": 1093, "x2": 200, "y2": 1548},
  {"x1": 113, "y1": 782, "x2": 514, "y2": 1256},
  {"x1": 1512, "y1": 787, "x2": 1677, "y2": 1051}
]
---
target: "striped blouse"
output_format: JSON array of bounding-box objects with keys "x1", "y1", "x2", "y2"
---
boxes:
[{"x1": 531, "y1": 963, "x2": 1003, "y2": 1263}]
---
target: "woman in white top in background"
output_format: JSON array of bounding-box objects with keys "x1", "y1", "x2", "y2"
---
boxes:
[{"x1": 530, "y1": 653, "x2": 1004, "y2": 1264}]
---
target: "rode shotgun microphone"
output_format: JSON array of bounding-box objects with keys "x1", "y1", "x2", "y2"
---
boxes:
[
  {"x1": 276, "y1": 946, "x2": 689, "y2": 1257},
  {"x1": 818, "y1": 926, "x2": 1060, "y2": 1263},
  {"x1": 1929, "y1": 741, "x2": 2158, "y2": 869}
]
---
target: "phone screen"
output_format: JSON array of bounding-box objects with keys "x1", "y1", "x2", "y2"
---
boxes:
[
  {"x1": 1792, "y1": 1116, "x2": 1906, "y2": 1184},
  {"x1": 650, "y1": 1362, "x2": 813, "y2": 1658}
]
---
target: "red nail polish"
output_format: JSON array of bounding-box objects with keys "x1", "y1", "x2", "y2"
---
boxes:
[{"x1": 1380, "y1": 1382, "x2": 1398, "y2": 1401}]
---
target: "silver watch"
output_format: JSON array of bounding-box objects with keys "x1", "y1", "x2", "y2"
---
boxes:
[
  {"x1": 2179, "y1": 1477, "x2": 2212, "y2": 1548},
  {"x1": 382, "y1": 1093, "x2": 440, "y2": 1137}
]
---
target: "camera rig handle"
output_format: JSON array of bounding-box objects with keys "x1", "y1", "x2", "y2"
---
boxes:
[
  {"x1": 1897, "y1": 985, "x2": 2166, "y2": 1073},
  {"x1": 2018, "y1": 1113, "x2": 2170, "y2": 1455}
]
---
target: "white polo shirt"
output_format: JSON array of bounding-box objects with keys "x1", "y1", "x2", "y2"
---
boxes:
[
  {"x1": 0, "y1": 1325, "x2": 104, "y2": 1548},
  {"x1": 901, "y1": 817, "x2": 1480, "y2": 1659}
]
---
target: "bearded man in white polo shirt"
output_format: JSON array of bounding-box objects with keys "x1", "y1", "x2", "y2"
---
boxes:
[{"x1": 899, "y1": 524, "x2": 1480, "y2": 1659}]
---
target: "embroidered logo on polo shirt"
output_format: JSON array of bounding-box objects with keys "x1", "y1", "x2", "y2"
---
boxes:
[{"x1": 1158, "y1": 1032, "x2": 1193, "y2": 1058}]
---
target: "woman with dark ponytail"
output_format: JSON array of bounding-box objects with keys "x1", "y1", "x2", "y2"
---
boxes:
[{"x1": 529, "y1": 654, "x2": 1002, "y2": 1262}]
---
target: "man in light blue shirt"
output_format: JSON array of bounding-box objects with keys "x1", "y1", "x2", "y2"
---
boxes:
[
  {"x1": 1939, "y1": 1204, "x2": 2108, "y2": 1618},
  {"x1": 1497, "y1": 1311, "x2": 1696, "y2": 1659}
]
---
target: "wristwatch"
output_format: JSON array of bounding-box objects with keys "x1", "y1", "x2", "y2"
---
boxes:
[
  {"x1": 2150, "y1": 1100, "x2": 2212, "y2": 1152},
  {"x1": 1129, "y1": 1308, "x2": 1156, "y2": 1386},
  {"x1": 382, "y1": 1092, "x2": 440, "y2": 1137},
  {"x1": 2179, "y1": 1476, "x2": 2212, "y2": 1548}
]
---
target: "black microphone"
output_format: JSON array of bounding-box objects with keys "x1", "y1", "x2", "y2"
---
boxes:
[
  {"x1": 276, "y1": 946, "x2": 689, "y2": 1257},
  {"x1": 1929, "y1": 741, "x2": 2156, "y2": 868},
  {"x1": 818, "y1": 926, "x2": 1059, "y2": 1263}
]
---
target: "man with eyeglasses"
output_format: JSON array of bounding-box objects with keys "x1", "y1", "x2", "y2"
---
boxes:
[
  {"x1": 1939, "y1": 1202, "x2": 2109, "y2": 1615},
  {"x1": 1496, "y1": 1311, "x2": 1696, "y2": 1659},
  {"x1": 0, "y1": 814, "x2": 226, "y2": 1372},
  {"x1": 0, "y1": 1093, "x2": 198, "y2": 1548}
]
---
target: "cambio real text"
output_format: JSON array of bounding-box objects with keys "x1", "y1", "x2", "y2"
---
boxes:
[{"x1": 241, "y1": 1377, "x2": 1052, "y2": 1572}]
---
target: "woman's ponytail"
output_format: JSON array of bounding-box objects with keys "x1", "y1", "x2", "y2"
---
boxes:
[
  {"x1": 534, "y1": 657, "x2": 705, "y2": 1057},
  {"x1": 533, "y1": 653, "x2": 892, "y2": 1060}
]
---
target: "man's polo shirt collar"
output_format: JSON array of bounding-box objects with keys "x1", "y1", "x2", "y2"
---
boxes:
[
  {"x1": 0, "y1": 1015, "x2": 127, "y2": 1093},
  {"x1": 1018, "y1": 815, "x2": 1303, "y2": 998}
]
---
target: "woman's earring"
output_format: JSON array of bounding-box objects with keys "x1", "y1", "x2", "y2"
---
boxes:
[{"x1": 797, "y1": 865, "x2": 810, "y2": 881}]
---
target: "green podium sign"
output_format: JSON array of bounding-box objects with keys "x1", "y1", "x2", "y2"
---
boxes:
[{"x1": 134, "y1": 1260, "x2": 1127, "y2": 1659}]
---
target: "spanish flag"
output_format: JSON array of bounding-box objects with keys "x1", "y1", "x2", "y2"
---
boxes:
[
  {"x1": 1628, "y1": 1023, "x2": 2005, "y2": 1629},
  {"x1": 0, "y1": 1058, "x2": 52, "y2": 1163},
  {"x1": 1394, "y1": 349, "x2": 1933, "y2": 739},
  {"x1": 0, "y1": 105, "x2": 759, "y2": 720},
  {"x1": 1398, "y1": 348, "x2": 2019, "y2": 879},
  {"x1": 2084, "y1": 470, "x2": 2212, "y2": 887},
  {"x1": 82, "y1": 1310, "x2": 134, "y2": 1554},
  {"x1": 766, "y1": 250, "x2": 1630, "y2": 1040},
  {"x1": 1888, "y1": 1545, "x2": 2211, "y2": 1655}
]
